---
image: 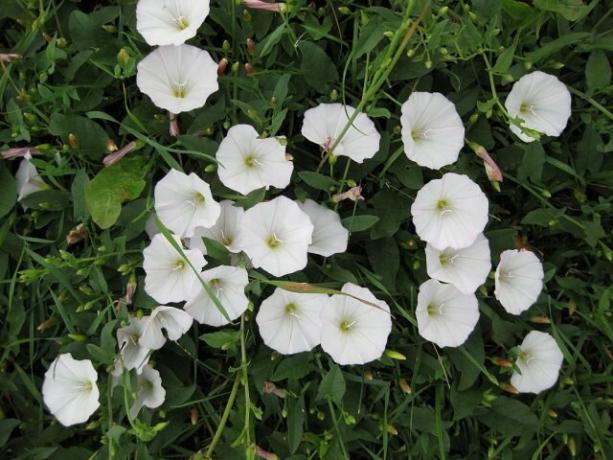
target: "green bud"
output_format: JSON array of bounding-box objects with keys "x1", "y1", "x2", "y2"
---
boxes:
[
  {"x1": 524, "y1": 61, "x2": 533, "y2": 70},
  {"x1": 407, "y1": 48, "x2": 416, "y2": 58},
  {"x1": 338, "y1": 6, "x2": 350, "y2": 14},
  {"x1": 204, "y1": 164, "x2": 217, "y2": 173},
  {"x1": 68, "y1": 333, "x2": 87, "y2": 342},
  {"x1": 425, "y1": 60, "x2": 433, "y2": 69}
]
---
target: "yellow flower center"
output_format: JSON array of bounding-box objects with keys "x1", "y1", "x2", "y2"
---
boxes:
[
  {"x1": 519, "y1": 102, "x2": 533, "y2": 114},
  {"x1": 267, "y1": 233, "x2": 282, "y2": 249},
  {"x1": 439, "y1": 253, "x2": 449, "y2": 266},
  {"x1": 339, "y1": 319, "x2": 356, "y2": 332},
  {"x1": 193, "y1": 192, "x2": 205, "y2": 205},
  {"x1": 173, "y1": 85, "x2": 186, "y2": 98},
  {"x1": 244, "y1": 155, "x2": 259, "y2": 168},
  {"x1": 436, "y1": 199, "x2": 450, "y2": 211},
  {"x1": 176, "y1": 16, "x2": 190, "y2": 30},
  {"x1": 426, "y1": 303, "x2": 437, "y2": 316},
  {"x1": 174, "y1": 259, "x2": 186, "y2": 271},
  {"x1": 285, "y1": 303, "x2": 297, "y2": 314}
]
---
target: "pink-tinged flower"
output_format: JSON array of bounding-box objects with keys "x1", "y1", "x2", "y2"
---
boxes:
[
  {"x1": 332, "y1": 186, "x2": 364, "y2": 203},
  {"x1": 242, "y1": 0, "x2": 286, "y2": 12},
  {"x1": 169, "y1": 112, "x2": 180, "y2": 137},
  {"x1": 103, "y1": 141, "x2": 138, "y2": 167},
  {"x1": 0, "y1": 53, "x2": 22, "y2": 63},
  {"x1": 474, "y1": 145, "x2": 503, "y2": 183},
  {"x1": 1, "y1": 146, "x2": 40, "y2": 159}
]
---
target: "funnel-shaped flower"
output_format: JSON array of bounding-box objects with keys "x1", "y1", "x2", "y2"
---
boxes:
[
  {"x1": 154, "y1": 169, "x2": 221, "y2": 239},
  {"x1": 137, "y1": 44, "x2": 218, "y2": 114},
  {"x1": 16, "y1": 157, "x2": 47, "y2": 201},
  {"x1": 128, "y1": 364, "x2": 166, "y2": 418},
  {"x1": 238, "y1": 196, "x2": 313, "y2": 277},
  {"x1": 400, "y1": 92, "x2": 465, "y2": 169},
  {"x1": 495, "y1": 249, "x2": 544, "y2": 315},
  {"x1": 425, "y1": 234, "x2": 491, "y2": 294},
  {"x1": 136, "y1": 0, "x2": 210, "y2": 46},
  {"x1": 256, "y1": 288, "x2": 326, "y2": 355},
  {"x1": 188, "y1": 200, "x2": 244, "y2": 254},
  {"x1": 140, "y1": 306, "x2": 194, "y2": 350},
  {"x1": 411, "y1": 173, "x2": 489, "y2": 250},
  {"x1": 320, "y1": 283, "x2": 392, "y2": 365},
  {"x1": 415, "y1": 279, "x2": 479, "y2": 348},
  {"x1": 301, "y1": 103, "x2": 381, "y2": 163},
  {"x1": 117, "y1": 317, "x2": 150, "y2": 373},
  {"x1": 216, "y1": 125, "x2": 293, "y2": 196},
  {"x1": 184, "y1": 265, "x2": 250, "y2": 326},
  {"x1": 511, "y1": 331, "x2": 563, "y2": 393},
  {"x1": 504, "y1": 71, "x2": 572, "y2": 143},
  {"x1": 297, "y1": 199, "x2": 348, "y2": 257},
  {"x1": 42, "y1": 353, "x2": 100, "y2": 427}
]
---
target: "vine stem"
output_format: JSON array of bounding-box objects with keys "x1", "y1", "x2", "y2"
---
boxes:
[{"x1": 202, "y1": 372, "x2": 241, "y2": 459}]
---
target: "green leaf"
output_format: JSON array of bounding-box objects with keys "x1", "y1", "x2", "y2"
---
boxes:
[
  {"x1": 287, "y1": 393, "x2": 305, "y2": 454},
  {"x1": 369, "y1": 190, "x2": 411, "y2": 239},
  {"x1": 85, "y1": 157, "x2": 147, "y2": 229},
  {"x1": 272, "y1": 354, "x2": 314, "y2": 381},
  {"x1": 366, "y1": 237, "x2": 399, "y2": 290},
  {"x1": 49, "y1": 114, "x2": 110, "y2": 159},
  {"x1": 0, "y1": 419, "x2": 20, "y2": 447},
  {"x1": 300, "y1": 42, "x2": 338, "y2": 92},
  {"x1": 0, "y1": 163, "x2": 17, "y2": 219},
  {"x1": 586, "y1": 50, "x2": 611, "y2": 92},
  {"x1": 342, "y1": 215, "x2": 380, "y2": 232},
  {"x1": 479, "y1": 397, "x2": 538, "y2": 435},
  {"x1": 298, "y1": 171, "x2": 337, "y2": 191},
  {"x1": 533, "y1": 0, "x2": 590, "y2": 21},
  {"x1": 518, "y1": 143, "x2": 545, "y2": 182},
  {"x1": 200, "y1": 329, "x2": 240, "y2": 351},
  {"x1": 316, "y1": 364, "x2": 345, "y2": 404}
]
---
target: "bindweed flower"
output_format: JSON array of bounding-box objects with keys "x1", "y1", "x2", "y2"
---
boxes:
[
  {"x1": 0, "y1": 53, "x2": 22, "y2": 63},
  {"x1": 103, "y1": 141, "x2": 138, "y2": 167},
  {"x1": 320, "y1": 283, "x2": 392, "y2": 365},
  {"x1": 136, "y1": 0, "x2": 210, "y2": 46},
  {"x1": 216, "y1": 125, "x2": 293, "y2": 195},
  {"x1": 154, "y1": 169, "x2": 221, "y2": 239},
  {"x1": 297, "y1": 199, "x2": 349, "y2": 257},
  {"x1": 425, "y1": 234, "x2": 491, "y2": 295},
  {"x1": 256, "y1": 288, "x2": 327, "y2": 355},
  {"x1": 116, "y1": 316, "x2": 151, "y2": 373},
  {"x1": 16, "y1": 157, "x2": 47, "y2": 201},
  {"x1": 129, "y1": 364, "x2": 166, "y2": 419},
  {"x1": 42, "y1": 353, "x2": 100, "y2": 427},
  {"x1": 140, "y1": 306, "x2": 194, "y2": 350},
  {"x1": 301, "y1": 103, "x2": 381, "y2": 164},
  {"x1": 143, "y1": 234, "x2": 207, "y2": 304},
  {"x1": 400, "y1": 92, "x2": 465, "y2": 169},
  {"x1": 511, "y1": 331, "x2": 563, "y2": 393},
  {"x1": 415, "y1": 279, "x2": 480, "y2": 348},
  {"x1": 1, "y1": 146, "x2": 40, "y2": 159},
  {"x1": 238, "y1": 196, "x2": 313, "y2": 277},
  {"x1": 184, "y1": 265, "x2": 250, "y2": 326},
  {"x1": 188, "y1": 200, "x2": 244, "y2": 254},
  {"x1": 473, "y1": 145, "x2": 503, "y2": 183},
  {"x1": 495, "y1": 249, "x2": 544, "y2": 315},
  {"x1": 504, "y1": 71, "x2": 572, "y2": 143},
  {"x1": 332, "y1": 186, "x2": 364, "y2": 203},
  {"x1": 242, "y1": 0, "x2": 286, "y2": 12},
  {"x1": 411, "y1": 173, "x2": 489, "y2": 250},
  {"x1": 137, "y1": 45, "x2": 218, "y2": 114}
]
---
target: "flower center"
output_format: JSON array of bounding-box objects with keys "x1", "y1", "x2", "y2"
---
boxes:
[
  {"x1": 174, "y1": 259, "x2": 186, "y2": 271},
  {"x1": 221, "y1": 231, "x2": 233, "y2": 246},
  {"x1": 173, "y1": 84, "x2": 187, "y2": 98},
  {"x1": 436, "y1": 199, "x2": 452, "y2": 215},
  {"x1": 426, "y1": 303, "x2": 438, "y2": 316},
  {"x1": 193, "y1": 192, "x2": 205, "y2": 205},
  {"x1": 439, "y1": 253, "x2": 449, "y2": 266},
  {"x1": 210, "y1": 278, "x2": 222, "y2": 288},
  {"x1": 81, "y1": 380, "x2": 93, "y2": 392},
  {"x1": 520, "y1": 102, "x2": 534, "y2": 114},
  {"x1": 244, "y1": 155, "x2": 261, "y2": 168},
  {"x1": 285, "y1": 303, "x2": 297, "y2": 314},
  {"x1": 339, "y1": 319, "x2": 357, "y2": 332},
  {"x1": 175, "y1": 16, "x2": 190, "y2": 30},
  {"x1": 267, "y1": 233, "x2": 282, "y2": 249}
]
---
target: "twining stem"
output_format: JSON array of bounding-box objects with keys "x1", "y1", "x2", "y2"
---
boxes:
[
  {"x1": 203, "y1": 372, "x2": 241, "y2": 459},
  {"x1": 568, "y1": 86, "x2": 613, "y2": 121}
]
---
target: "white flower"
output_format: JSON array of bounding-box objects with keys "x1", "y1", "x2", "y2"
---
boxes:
[
  {"x1": 411, "y1": 172, "x2": 489, "y2": 250},
  {"x1": 140, "y1": 306, "x2": 194, "y2": 350},
  {"x1": 256, "y1": 288, "x2": 326, "y2": 355},
  {"x1": 184, "y1": 265, "x2": 249, "y2": 326},
  {"x1": 188, "y1": 200, "x2": 244, "y2": 254},
  {"x1": 136, "y1": 0, "x2": 210, "y2": 46},
  {"x1": 320, "y1": 283, "x2": 392, "y2": 365},
  {"x1": 301, "y1": 103, "x2": 381, "y2": 163},
  {"x1": 154, "y1": 169, "x2": 221, "y2": 239},
  {"x1": 400, "y1": 92, "x2": 465, "y2": 169},
  {"x1": 511, "y1": 331, "x2": 563, "y2": 394},
  {"x1": 216, "y1": 125, "x2": 293, "y2": 195},
  {"x1": 238, "y1": 196, "x2": 313, "y2": 277},
  {"x1": 137, "y1": 44, "x2": 218, "y2": 114},
  {"x1": 16, "y1": 157, "x2": 46, "y2": 201},
  {"x1": 143, "y1": 234, "x2": 207, "y2": 304},
  {"x1": 415, "y1": 279, "x2": 480, "y2": 348},
  {"x1": 129, "y1": 364, "x2": 166, "y2": 419},
  {"x1": 495, "y1": 249, "x2": 544, "y2": 315},
  {"x1": 425, "y1": 234, "x2": 491, "y2": 294},
  {"x1": 297, "y1": 199, "x2": 348, "y2": 257},
  {"x1": 504, "y1": 71, "x2": 572, "y2": 143},
  {"x1": 116, "y1": 317, "x2": 150, "y2": 374},
  {"x1": 42, "y1": 353, "x2": 100, "y2": 427}
]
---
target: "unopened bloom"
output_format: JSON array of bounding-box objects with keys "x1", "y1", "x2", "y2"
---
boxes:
[
  {"x1": 320, "y1": 283, "x2": 392, "y2": 365},
  {"x1": 42, "y1": 353, "x2": 100, "y2": 426},
  {"x1": 103, "y1": 141, "x2": 138, "y2": 167},
  {"x1": 1, "y1": 146, "x2": 39, "y2": 159},
  {"x1": 504, "y1": 71, "x2": 572, "y2": 142},
  {"x1": 16, "y1": 157, "x2": 47, "y2": 201},
  {"x1": 216, "y1": 125, "x2": 293, "y2": 195},
  {"x1": 410, "y1": 173, "x2": 489, "y2": 250},
  {"x1": 511, "y1": 331, "x2": 563, "y2": 393},
  {"x1": 495, "y1": 249, "x2": 544, "y2": 315},
  {"x1": 140, "y1": 306, "x2": 194, "y2": 350},
  {"x1": 128, "y1": 364, "x2": 166, "y2": 418},
  {"x1": 143, "y1": 234, "x2": 207, "y2": 304},
  {"x1": 425, "y1": 234, "x2": 491, "y2": 294},
  {"x1": 136, "y1": 0, "x2": 210, "y2": 46},
  {"x1": 332, "y1": 186, "x2": 364, "y2": 203},
  {"x1": 302, "y1": 103, "x2": 381, "y2": 164},
  {"x1": 473, "y1": 145, "x2": 503, "y2": 183},
  {"x1": 188, "y1": 200, "x2": 244, "y2": 254},
  {"x1": 184, "y1": 265, "x2": 250, "y2": 326},
  {"x1": 137, "y1": 44, "x2": 218, "y2": 114},
  {"x1": 154, "y1": 169, "x2": 221, "y2": 239},
  {"x1": 117, "y1": 316, "x2": 151, "y2": 373},
  {"x1": 256, "y1": 288, "x2": 327, "y2": 355},
  {"x1": 242, "y1": 0, "x2": 286, "y2": 12},
  {"x1": 297, "y1": 199, "x2": 349, "y2": 257},
  {"x1": 238, "y1": 196, "x2": 313, "y2": 277},
  {"x1": 400, "y1": 92, "x2": 465, "y2": 169},
  {"x1": 415, "y1": 279, "x2": 479, "y2": 348}
]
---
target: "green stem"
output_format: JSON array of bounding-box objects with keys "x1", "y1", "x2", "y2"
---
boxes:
[
  {"x1": 203, "y1": 372, "x2": 241, "y2": 459},
  {"x1": 568, "y1": 86, "x2": 613, "y2": 121}
]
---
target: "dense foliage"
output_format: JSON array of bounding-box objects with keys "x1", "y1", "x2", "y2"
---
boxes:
[{"x1": 0, "y1": 0, "x2": 612, "y2": 459}]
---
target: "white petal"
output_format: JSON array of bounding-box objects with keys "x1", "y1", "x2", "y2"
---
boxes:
[
  {"x1": 415, "y1": 279, "x2": 480, "y2": 348},
  {"x1": 42, "y1": 354, "x2": 100, "y2": 426},
  {"x1": 320, "y1": 283, "x2": 392, "y2": 365},
  {"x1": 140, "y1": 306, "x2": 194, "y2": 350},
  {"x1": 16, "y1": 158, "x2": 47, "y2": 201},
  {"x1": 511, "y1": 331, "x2": 563, "y2": 393},
  {"x1": 137, "y1": 45, "x2": 218, "y2": 114},
  {"x1": 137, "y1": 0, "x2": 210, "y2": 46},
  {"x1": 129, "y1": 364, "x2": 166, "y2": 418},
  {"x1": 495, "y1": 249, "x2": 544, "y2": 315},
  {"x1": 117, "y1": 317, "x2": 151, "y2": 373},
  {"x1": 401, "y1": 92, "x2": 465, "y2": 170},
  {"x1": 189, "y1": 200, "x2": 244, "y2": 253},
  {"x1": 184, "y1": 265, "x2": 249, "y2": 326},
  {"x1": 297, "y1": 199, "x2": 348, "y2": 257}
]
